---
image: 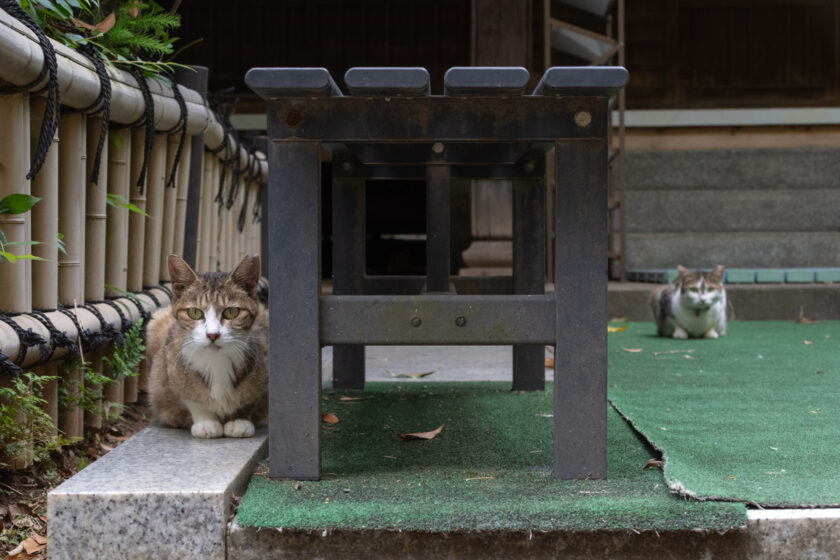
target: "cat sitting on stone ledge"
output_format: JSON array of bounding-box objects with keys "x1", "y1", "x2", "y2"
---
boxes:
[{"x1": 147, "y1": 254, "x2": 268, "y2": 438}]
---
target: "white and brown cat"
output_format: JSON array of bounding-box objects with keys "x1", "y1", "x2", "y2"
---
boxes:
[
  {"x1": 147, "y1": 254, "x2": 268, "y2": 438},
  {"x1": 650, "y1": 265, "x2": 727, "y2": 339}
]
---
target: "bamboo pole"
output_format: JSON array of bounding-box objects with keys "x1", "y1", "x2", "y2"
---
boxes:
[
  {"x1": 57, "y1": 113, "x2": 87, "y2": 440},
  {"x1": 126, "y1": 128, "x2": 148, "y2": 292},
  {"x1": 173, "y1": 136, "x2": 193, "y2": 257},
  {"x1": 58, "y1": 112, "x2": 86, "y2": 307},
  {"x1": 142, "y1": 134, "x2": 168, "y2": 288},
  {"x1": 0, "y1": 93, "x2": 32, "y2": 313},
  {"x1": 29, "y1": 97, "x2": 59, "y2": 310},
  {"x1": 85, "y1": 116, "x2": 107, "y2": 302},
  {"x1": 158, "y1": 134, "x2": 180, "y2": 277},
  {"x1": 105, "y1": 128, "x2": 131, "y2": 298},
  {"x1": 196, "y1": 152, "x2": 213, "y2": 273}
]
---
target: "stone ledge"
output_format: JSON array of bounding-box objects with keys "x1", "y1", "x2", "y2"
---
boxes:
[{"x1": 48, "y1": 425, "x2": 267, "y2": 560}]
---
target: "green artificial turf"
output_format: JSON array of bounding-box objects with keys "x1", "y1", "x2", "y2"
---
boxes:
[
  {"x1": 237, "y1": 383, "x2": 745, "y2": 532},
  {"x1": 608, "y1": 321, "x2": 840, "y2": 507}
]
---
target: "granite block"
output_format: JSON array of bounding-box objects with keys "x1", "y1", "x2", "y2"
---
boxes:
[{"x1": 48, "y1": 425, "x2": 267, "y2": 560}]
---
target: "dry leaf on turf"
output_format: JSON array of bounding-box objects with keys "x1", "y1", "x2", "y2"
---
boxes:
[
  {"x1": 544, "y1": 357, "x2": 554, "y2": 368},
  {"x1": 389, "y1": 371, "x2": 436, "y2": 379},
  {"x1": 622, "y1": 348, "x2": 643, "y2": 353},
  {"x1": 796, "y1": 317, "x2": 819, "y2": 324},
  {"x1": 339, "y1": 396, "x2": 372, "y2": 401},
  {"x1": 607, "y1": 325, "x2": 627, "y2": 333},
  {"x1": 398, "y1": 424, "x2": 444, "y2": 441},
  {"x1": 643, "y1": 459, "x2": 664, "y2": 470},
  {"x1": 322, "y1": 413, "x2": 339, "y2": 424},
  {"x1": 653, "y1": 349, "x2": 694, "y2": 356},
  {"x1": 29, "y1": 534, "x2": 46, "y2": 546},
  {"x1": 804, "y1": 340, "x2": 814, "y2": 345}
]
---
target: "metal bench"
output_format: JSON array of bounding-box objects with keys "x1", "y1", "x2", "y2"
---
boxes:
[{"x1": 246, "y1": 65, "x2": 628, "y2": 481}]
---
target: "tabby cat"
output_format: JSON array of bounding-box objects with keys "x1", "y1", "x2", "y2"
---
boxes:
[
  {"x1": 147, "y1": 254, "x2": 268, "y2": 438},
  {"x1": 650, "y1": 265, "x2": 727, "y2": 339}
]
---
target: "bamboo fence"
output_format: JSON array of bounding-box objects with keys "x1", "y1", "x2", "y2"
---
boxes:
[{"x1": 0, "y1": 8, "x2": 267, "y2": 467}]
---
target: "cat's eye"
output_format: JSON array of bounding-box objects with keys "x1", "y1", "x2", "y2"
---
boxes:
[
  {"x1": 222, "y1": 307, "x2": 240, "y2": 320},
  {"x1": 688, "y1": 287, "x2": 699, "y2": 293},
  {"x1": 186, "y1": 307, "x2": 204, "y2": 320}
]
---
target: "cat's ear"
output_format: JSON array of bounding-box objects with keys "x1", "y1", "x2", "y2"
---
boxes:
[
  {"x1": 711, "y1": 265, "x2": 725, "y2": 279},
  {"x1": 229, "y1": 254, "x2": 261, "y2": 297},
  {"x1": 676, "y1": 265, "x2": 687, "y2": 277},
  {"x1": 168, "y1": 254, "x2": 199, "y2": 300}
]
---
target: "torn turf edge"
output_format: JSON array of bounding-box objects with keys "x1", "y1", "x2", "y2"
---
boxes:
[{"x1": 606, "y1": 399, "x2": 835, "y2": 510}]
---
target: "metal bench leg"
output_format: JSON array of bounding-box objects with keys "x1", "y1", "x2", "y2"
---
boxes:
[
  {"x1": 553, "y1": 140, "x2": 608, "y2": 480},
  {"x1": 425, "y1": 161, "x2": 451, "y2": 293},
  {"x1": 513, "y1": 177, "x2": 546, "y2": 391},
  {"x1": 332, "y1": 153, "x2": 366, "y2": 389},
  {"x1": 268, "y1": 141, "x2": 321, "y2": 480}
]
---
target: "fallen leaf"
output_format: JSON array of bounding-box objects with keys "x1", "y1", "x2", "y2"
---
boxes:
[
  {"x1": 770, "y1": 447, "x2": 778, "y2": 451},
  {"x1": 128, "y1": 0, "x2": 140, "y2": 18},
  {"x1": 70, "y1": 18, "x2": 96, "y2": 30},
  {"x1": 465, "y1": 476, "x2": 494, "y2": 481},
  {"x1": 654, "y1": 349, "x2": 694, "y2": 356},
  {"x1": 796, "y1": 317, "x2": 819, "y2": 324},
  {"x1": 8, "y1": 503, "x2": 32, "y2": 518},
  {"x1": 622, "y1": 348, "x2": 643, "y2": 353},
  {"x1": 804, "y1": 340, "x2": 813, "y2": 345},
  {"x1": 398, "y1": 424, "x2": 444, "y2": 441},
  {"x1": 643, "y1": 459, "x2": 664, "y2": 470},
  {"x1": 684, "y1": 354, "x2": 695, "y2": 359},
  {"x1": 339, "y1": 396, "x2": 372, "y2": 401},
  {"x1": 607, "y1": 324, "x2": 627, "y2": 333},
  {"x1": 93, "y1": 12, "x2": 116, "y2": 34},
  {"x1": 536, "y1": 412, "x2": 553, "y2": 418},
  {"x1": 22, "y1": 536, "x2": 46, "y2": 554},
  {"x1": 389, "y1": 370, "x2": 436, "y2": 379},
  {"x1": 810, "y1": 408, "x2": 821, "y2": 414},
  {"x1": 727, "y1": 475, "x2": 738, "y2": 480},
  {"x1": 322, "y1": 413, "x2": 339, "y2": 424},
  {"x1": 544, "y1": 357, "x2": 554, "y2": 368},
  {"x1": 30, "y1": 533, "x2": 47, "y2": 546}
]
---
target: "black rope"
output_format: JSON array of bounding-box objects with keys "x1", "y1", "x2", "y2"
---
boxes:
[
  {"x1": 77, "y1": 42, "x2": 112, "y2": 185},
  {"x1": 96, "y1": 299, "x2": 130, "y2": 334},
  {"x1": 0, "y1": 314, "x2": 47, "y2": 376},
  {"x1": 237, "y1": 176, "x2": 251, "y2": 233},
  {"x1": 30, "y1": 309, "x2": 78, "y2": 362},
  {"x1": 140, "y1": 289, "x2": 162, "y2": 309},
  {"x1": 58, "y1": 308, "x2": 91, "y2": 354},
  {"x1": 80, "y1": 303, "x2": 120, "y2": 350},
  {"x1": 252, "y1": 183, "x2": 263, "y2": 224},
  {"x1": 163, "y1": 71, "x2": 188, "y2": 188},
  {"x1": 157, "y1": 285, "x2": 173, "y2": 300},
  {"x1": 0, "y1": 0, "x2": 60, "y2": 181},
  {"x1": 128, "y1": 67, "x2": 156, "y2": 194}
]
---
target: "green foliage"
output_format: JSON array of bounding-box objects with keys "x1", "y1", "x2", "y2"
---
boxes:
[
  {"x1": 58, "y1": 356, "x2": 121, "y2": 423},
  {"x1": 106, "y1": 193, "x2": 150, "y2": 217},
  {"x1": 0, "y1": 372, "x2": 59, "y2": 468},
  {"x1": 0, "y1": 194, "x2": 42, "y2": 263},
  {"x1": 103, "y1": 317, "x2": 145, "y2": 381}
]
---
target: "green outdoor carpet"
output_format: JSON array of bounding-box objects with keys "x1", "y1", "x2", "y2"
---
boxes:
[
  {"x1": 608, "y1": 320, "x2": 840, "y2": 507},
  {"x1": 237, "y1": 383, "x2": 745, "y2": 532}
]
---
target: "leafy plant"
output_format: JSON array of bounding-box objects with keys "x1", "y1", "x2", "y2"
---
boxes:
[
  {"x1": 103, "y1": 317, "x2": 145, "y2": 380},
  {"x1": 106, "y1": 193, "x2": 150, "y2": 217},
  {"x1": 0, "y1": 371, "x2": 59, "y2": 468},
  {"x1": 0, "y1": 194, "x2": 42, "y2": 263},
  {"x1": 58, "y1": 356, "x2": 121, "y2": 423}
]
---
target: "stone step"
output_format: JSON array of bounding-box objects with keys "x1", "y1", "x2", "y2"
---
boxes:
[
  {"x1": 625, "y1": 188, "x2": 840, "y2": 233},
  {"x1": 626, "y1": 231, "x2": 840, "y2": 269},
  {"x1": 228, "y1": 508, "x2": 840, "y2": 560},
  {"x1": 47, "y1": 425, "x2": 267, "y2": 560}
]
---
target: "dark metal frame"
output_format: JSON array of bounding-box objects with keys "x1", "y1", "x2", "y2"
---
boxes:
[{"x1": 246, "y1": 65, "x2": 628, "y2": 481}]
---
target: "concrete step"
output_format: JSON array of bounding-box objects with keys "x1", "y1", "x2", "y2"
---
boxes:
[
  {"x1": 47, "y1": 426, "x2": 267, "y2": 560},
  {"x1": 625, "y1": 231, "x2": 840, "y2": 269},
  {"x1": 625, "y1": 188, "x2": 840, "y2": 233},
  {"x1": 626, "y1": 147, "x2": 840, "y2": 191},
  {"x1": 608, "y1": 282, "x2": 840, "y2": 321},
  {"x1": 227, "y1": 508, "x2": 840, "y2": 560}
]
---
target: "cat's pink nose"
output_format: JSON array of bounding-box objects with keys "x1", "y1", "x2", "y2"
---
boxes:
[{"x1": 206, "y1": 332, "x2": 220, "y2": 342}]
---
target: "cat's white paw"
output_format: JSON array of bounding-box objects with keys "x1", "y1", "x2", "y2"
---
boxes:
[
  {"x1": 224, "y1": 419, "x2": 255, "y2": 438},
  {"x1": 704, "y1": 329, "x2": 719, "y2": 339},
  {"x1": 191, "y1": 420, "x2": 224, "y2": 438},
  {"x1": 672, "y1": 327, "x2": 688, "y2": 339}
]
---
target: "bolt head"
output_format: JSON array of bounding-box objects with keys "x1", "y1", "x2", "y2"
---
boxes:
[
  {"x1": 410, "y1": 316, "x2": 422, "y2": 327},
  {"x1": 455, "y1": 316, "x2": 466, "y2": 327},
  {"x1": 341, "y1": 161, "x2": 352, "y2": 171},
  {"x1": 574, "y1": 111, "x2": 592, "y2": 128},
  {"x1": 284, "y1": 109, "x2": 302, "y2": 127},
  {"x1": 431, "y1": 142, "x2": 445, "y2": 154}
]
